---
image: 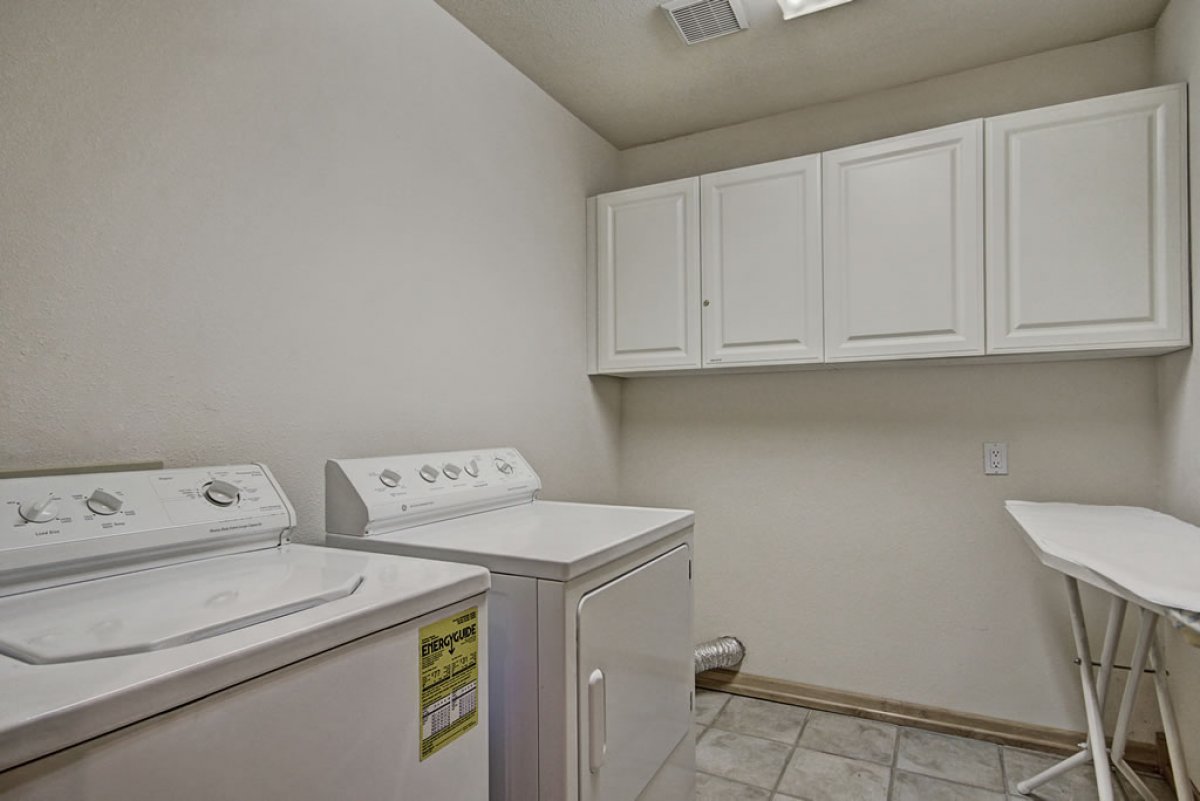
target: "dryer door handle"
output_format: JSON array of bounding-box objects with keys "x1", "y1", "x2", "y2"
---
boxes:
[{"x1": 587, "y1": 668, "x2": 607, "y2": 773}]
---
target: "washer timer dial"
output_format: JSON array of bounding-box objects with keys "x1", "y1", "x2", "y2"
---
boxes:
[
  {"x1": 86, "y1": 489, "x2": 123, "y2": 516},
  {"x1": 203, "y1": 480, "x2": 241, "y2": 507},
  {"x1": 18, "y1": 497, "x2": 59, "y2": 524}
]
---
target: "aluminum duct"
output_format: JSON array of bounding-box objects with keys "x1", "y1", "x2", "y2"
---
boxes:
[{"x1": 694, "y1": 636, "x2": 746, "y2": 674}]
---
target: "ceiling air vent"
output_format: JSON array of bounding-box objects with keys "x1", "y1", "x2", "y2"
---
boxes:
[{"x1": 661, "y1": 0, "x2": 749, "y2": 45}]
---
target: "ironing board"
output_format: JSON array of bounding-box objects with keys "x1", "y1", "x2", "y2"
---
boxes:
[{"x1": 1006, "y1": 501, "x2": 1198, "y2": 801}]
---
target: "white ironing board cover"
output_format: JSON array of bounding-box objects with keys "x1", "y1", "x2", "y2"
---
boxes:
[{"x1": 1006, "y1": 501, "x2": 1200, "y2": 614}]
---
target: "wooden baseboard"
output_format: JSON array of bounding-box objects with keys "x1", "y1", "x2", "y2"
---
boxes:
[{"x1": 697, "y1": 668, "x2": 1161, "y2": 774}]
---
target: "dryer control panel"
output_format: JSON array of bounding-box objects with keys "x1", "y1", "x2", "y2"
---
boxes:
[
  {"x1": 0, "y1": 464, "x2": 295, "y2": 596},
  {"x1": 326, "y1": 448, "x2": 540, "y2": 537}
]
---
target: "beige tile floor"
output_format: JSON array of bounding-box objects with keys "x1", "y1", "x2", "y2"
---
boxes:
[{"x1": 694, "y1": 690, "x2": 1179, "y2": 801}]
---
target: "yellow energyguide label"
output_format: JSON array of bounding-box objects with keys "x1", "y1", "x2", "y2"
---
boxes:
[{"x1": 419, "y1": 606, "x2": 480, "y2": 761}]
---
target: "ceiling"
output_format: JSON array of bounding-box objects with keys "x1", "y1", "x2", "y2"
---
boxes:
[{"x1": 432, "y1": 0, "x2": 1168, "y2": 149}]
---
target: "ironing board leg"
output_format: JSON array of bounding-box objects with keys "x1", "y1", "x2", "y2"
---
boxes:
[
  {"x1": 1017, "y1": 750, "x2": 1092, "y2": 794},
  {"x1": 1017, "y1": 589, "x2": 1124, "y2": 797},
  {"x1": 1095, "y1": 596, "x2": 1126, "y2": 706},
  {"x1": 1149, "y1": 631, "x2": 1192, "y2": 801},
  {"x1": 1112, "y1": 609, "x2": 1158, "y2": 801},
  {"x1": 1066, "y1": 577, "x2": 1115, "y2": 801}
]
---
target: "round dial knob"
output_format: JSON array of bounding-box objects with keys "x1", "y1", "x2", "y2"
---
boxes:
[
  {"x1": 494, "y1": 457, "x2": 514, "y2": 475},
  {"x1": 86, "y1": 489, "x2": 123, "y2": 516},
  {"x1": 379, "y1": 469, "x2": 402, "y2": 488},
  {"x1": 464, "y1": 459, "x2": 480, "y2": 478},
  {"x1": 443, "y1": 463, "x2": 462, "y2": 480},
  {"x1": 203, "y1": 479, "x2": 241, "y2": 507},
  {"x1": 19, "y1": 497, "x2": 59, "y2": 524},
  {"x1": 419, "y1": 464, "x2": 440, "y2": 483}
]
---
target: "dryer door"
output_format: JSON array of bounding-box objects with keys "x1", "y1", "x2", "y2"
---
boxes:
[{"x1": 577, "y1": 544, "x2": 692, "y2": 801}]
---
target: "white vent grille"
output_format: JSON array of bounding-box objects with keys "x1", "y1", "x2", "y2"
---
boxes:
[{"x1": 661, "y1": 0, "x2": 749, "y2": 45}]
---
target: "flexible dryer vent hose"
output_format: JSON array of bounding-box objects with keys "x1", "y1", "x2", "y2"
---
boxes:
[{"x1": 694, "y1": 636, "x2": 746, "y2": 674}]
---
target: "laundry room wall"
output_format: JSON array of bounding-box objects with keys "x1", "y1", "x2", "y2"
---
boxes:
[
  {"x1": 1154, "y1": 0, "x2": 1200, "y2": 781},
  {"x1": 0, "y1": 0, "x2": 622, "y2": 538},
  {"x1": 616, "y1": 33, "x2": 1169, "y2": 739}
]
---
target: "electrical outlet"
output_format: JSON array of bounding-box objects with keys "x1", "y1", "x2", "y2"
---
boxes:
[{"x1": 984, "y1": 443, "x2": 1008, "y2": 475}]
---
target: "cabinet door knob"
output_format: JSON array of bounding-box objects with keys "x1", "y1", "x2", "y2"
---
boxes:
[{"x1": 703, "y1": 299, "x2": 711, "y2": 307}]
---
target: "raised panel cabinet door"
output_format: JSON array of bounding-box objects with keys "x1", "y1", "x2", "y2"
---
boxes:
[
  {"x1": 986, "y1": 85, "x2": 1189, "y2": 354},
  {"x1": 593, "y1": 179, "x2": 702, "y2": 372},
  {"x1": 823, "y1": 120, "x2": 985, "y2": 362},
  {"x1": 701, "y1": 155, "x2": 823, "y2": 366}
]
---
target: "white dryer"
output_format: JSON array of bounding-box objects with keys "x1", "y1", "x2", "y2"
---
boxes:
[
  {"x1": 324, "y1": 448, "x2": 695, "y2": 801},
  {"x1": 0, "y1": 463, "x2": 489, "y2": 801}
]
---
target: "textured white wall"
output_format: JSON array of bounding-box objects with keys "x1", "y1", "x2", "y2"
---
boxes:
[
  {"x1": 1154, "y1": 0, "x2": 1200, "y2": 781},
  {"x1": 0, "y1": 0, "x2": 621, "y2": 540},
  {"x1": 620, "y1": 362, "x2": 1163, "y2": 735},
  {"x1": 616, "y1": 35, "x2": 1169, "y2": 737}
]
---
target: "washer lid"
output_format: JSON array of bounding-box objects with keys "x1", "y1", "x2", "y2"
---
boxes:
[
  {"x1": 341, "y1": 500, "x2": 695, "y2": 581},
  {"x1": 0, "y1": 549, "x2": 363, "y2": 664},
  {"x1": 0, "y1": 544, "x2": 489, "y2": 774}
]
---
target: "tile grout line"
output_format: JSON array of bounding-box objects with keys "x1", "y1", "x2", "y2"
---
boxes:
[
  {"x1": 769, "y1": 708, "x2": 813, "y2": 799},
  {"x1": 703, "y1": 694, "x2": 813, "y2": 799},
  {"x1": 894, "y1": 767, "x2": 1017, "y2": 797},
  {"x1": 697, "y1": 770, "x2": 779, "y2": 797},
  {"x1": 887, "y1": 725, "x2": 903, "y2": 801},
  {"x1": 999, "y1": 742, "x2": 1009, "y2": 799},
  {"x1": 892, "y1": 729, "x2": 1011, "y2": 796}
]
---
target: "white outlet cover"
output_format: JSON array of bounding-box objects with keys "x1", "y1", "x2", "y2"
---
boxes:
[{"x1": 984, "y1": 443, "x2": 1008, "y2": 475}]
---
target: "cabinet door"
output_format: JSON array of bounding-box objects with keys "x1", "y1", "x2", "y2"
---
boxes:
[
  {"x1": 823, "y1": 121, "x2": 985, "y2": 362},
  {"x1": 593, "y1": 179, "x2": 701, "y2": 372},
  {"x1": 700, "y1": 156, "x2": 823, "y2": 366},
  {"x1": 986, "y1": 85, "x2": 1188, "y2": 353}
]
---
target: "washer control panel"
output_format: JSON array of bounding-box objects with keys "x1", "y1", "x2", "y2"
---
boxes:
[
  {"x1": 1, "y1": 464, "x2": 295, "y2": 595},
  {"x1": 326, "y1": 447, "x2": 540, "y2": 536}
]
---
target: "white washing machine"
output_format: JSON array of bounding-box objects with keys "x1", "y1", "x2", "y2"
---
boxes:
[
  {"x1": 324, "y1": 448, "x2": 695, "y2": 801},
  {"x1": 0, "y1": 463, "x2": 489, "y2": 801}
]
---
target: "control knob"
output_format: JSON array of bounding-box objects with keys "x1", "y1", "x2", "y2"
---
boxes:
[
  {"x1": 419, "y1": 464, "x2": 440, "y2": 483},
  {"x1": 494, "y1": 457, "x2": 514, "y2": 475},
  {"x1": 464, "y1": 459, "x2": 480, "y2": 478},
  {"x1": 203, "y1": 480, "x2": 241, "y2": 507},
  {"x1": 18, "y1": 497, "x2": 59, "y2": 524},
  {"x1": 379, "y1": 469, "x2": 402, "y2": 488},
  {"x1": 443, "y1": 463, "x2": 462, "y2": 480},
  {"x1": 86, "y1": 489, "x2": 123, "y2": 516}
]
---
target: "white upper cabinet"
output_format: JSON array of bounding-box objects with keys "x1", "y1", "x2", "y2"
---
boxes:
[
  {"x1": 700, "y1": 156, "x2": 823, "y2": 366},
  {"x1": 591, "y1": 178, "x2": 702, "y2": 372},
  {"x1": 986, "y1": 85, "x2": 1189, "y2": 354},
  {"x1": 822, "y1": 120, "x2": 985, "y2": 362},
  {"x1": 586, "y1": 85, "x2": 1190, "y2": 376}
]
